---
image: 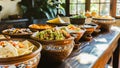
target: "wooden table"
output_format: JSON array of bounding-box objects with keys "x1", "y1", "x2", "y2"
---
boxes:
[{"x1": 38, "y1": 26, "x2": 120, "y2": 68}]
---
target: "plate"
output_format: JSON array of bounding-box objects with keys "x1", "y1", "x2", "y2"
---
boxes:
[
  {"x1": 29, "y1": 24, "x2": 54, "y2": 31},
  {"x1": 2, "y1": 28, "x2": 33, "y2": 38}
]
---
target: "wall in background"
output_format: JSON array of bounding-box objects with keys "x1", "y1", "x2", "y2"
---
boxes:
[{"x1": 0, "y1": 0, "x2": 21, "y2": 19}]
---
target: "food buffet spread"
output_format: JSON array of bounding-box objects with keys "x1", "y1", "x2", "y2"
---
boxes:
[{"x1": 0, "y1": 14, "x2": 119, "y2": 68}]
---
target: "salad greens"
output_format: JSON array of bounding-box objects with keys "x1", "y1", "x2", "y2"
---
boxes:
[
  {"x1": 71, "y1": 14, "x2": 86, "y2": 19},
  {"x1": 33, "y1": 29, "x2": 71, "y2": 40}
]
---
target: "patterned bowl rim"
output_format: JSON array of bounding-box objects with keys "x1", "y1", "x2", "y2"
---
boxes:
[
  {"x1": 0, "y1": 38, "x2": 42, "y2": 60},
  {"x1": 2, "y1": 28, "x2": 33, "y2": 36}
]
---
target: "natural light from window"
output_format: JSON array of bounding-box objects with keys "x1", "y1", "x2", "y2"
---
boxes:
[
  {"x1": 90, "y1": 0, "x2": 110, "y2": 15},
  {"x1": 116, "y1": 0, "x2": 120, "y2": 16},
  {"x1": 70, "y1": 0, "x2": 85, "y2": 14}
]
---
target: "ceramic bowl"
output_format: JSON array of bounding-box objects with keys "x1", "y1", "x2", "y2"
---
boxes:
[
  {"x1": 0, "y1": 38, "x2": 42, "y2": 68},
  {"x1": 70, "y1": 29, "x2": 86, "y2": 43},
  {"x1": 31, "y1": 36, "x2": 74, "y2": 62},
  {"x1": 80, "y1": 23, "x2": 98, "y2": 41},
  {"x1": 70, "y1": 18, "x2": 86, "y2": 25},
  {"x1": 92, "y1": 18, "x2": 115, "y2": 32}
]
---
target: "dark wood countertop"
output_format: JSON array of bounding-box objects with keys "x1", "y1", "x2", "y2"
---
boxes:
[{"x1": 38, "y1": 26, "x2": 120, "y2": 68}]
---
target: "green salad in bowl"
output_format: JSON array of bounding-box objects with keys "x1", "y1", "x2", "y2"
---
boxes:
[
  {"x1": 31, "y1": 28, "x2": 74, "y2": 62},
  {"x1": 70, "y1": 14, "x2": 86, "y2": 25}
]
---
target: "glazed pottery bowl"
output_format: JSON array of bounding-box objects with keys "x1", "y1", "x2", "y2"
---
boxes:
[
  {"x1": 70, "y1": 18, "x2": 86, "y2": 25},
  {"x1": 31, "y1": 36, "x2": 75, "y2": 62},
  {"x1": 83, "y1": 23, "x2": 98, "y2": 33},
  {"x1": 92, "y1": 18, "x2": 115, "y2": 32},
  {"x1": 70, "y1": 29, "x2": 86, "y2": 43},
  {"x1": 0, "y1": 38, "x2": 42, "y2": 68},
  {"x1": 80, "y1": 23, "x2": 98, "y2": 41}
]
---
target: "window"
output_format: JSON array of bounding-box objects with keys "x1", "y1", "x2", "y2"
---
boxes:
[
  {"x1": 116, "y1": 0, "x2": 120, "y2": 16},
  {"x1": 61, "y1": 0, "x2": 65, "y2": 3},
  {"x1": 90, "y1": 0, "x2": 110, "y2": 15},
  {"x1": 69, "y1": 0, "x2": 85, "y2": 15},
  {"x1": 65, "y1": 0, "x2": 120, "y2": 18}
]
